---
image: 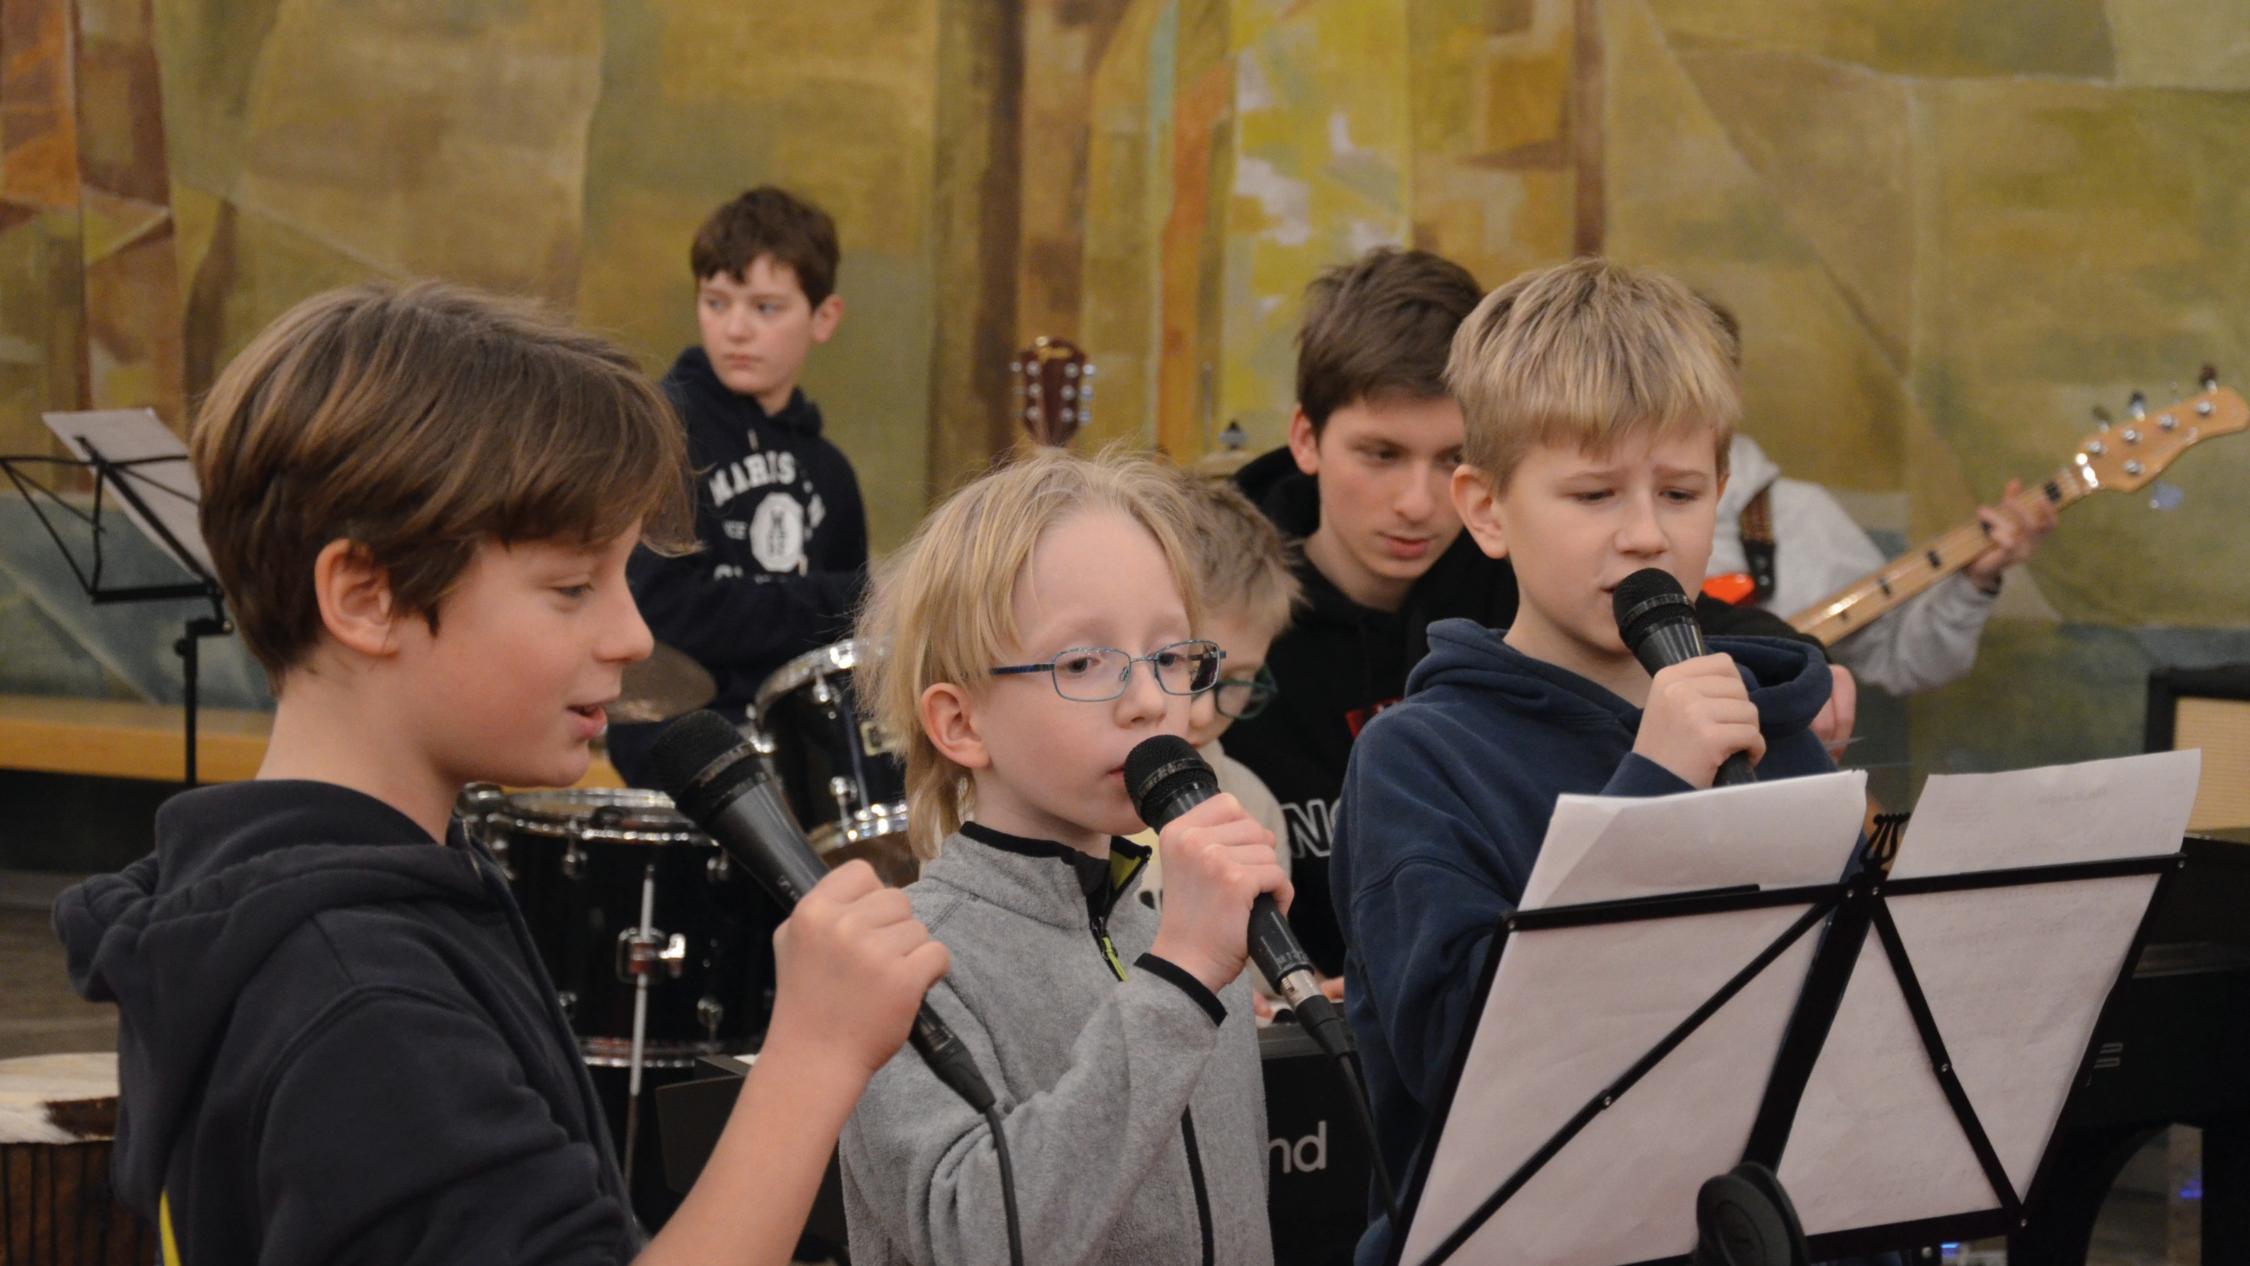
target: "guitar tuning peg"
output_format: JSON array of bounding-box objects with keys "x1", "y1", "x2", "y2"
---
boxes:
[
  {"x1": 2128, "y1": 391, "x2": 2148, "y2": 420},
  {"x1": 2200, "y1": 365, "x2": 2219, "y2": 391},
  {"x1": 2147, "y1": 481, "x2": 2186, "y2": 512},
  {"x1": 2091, "y1": 405, "x2": 2113, "y2": 430}
]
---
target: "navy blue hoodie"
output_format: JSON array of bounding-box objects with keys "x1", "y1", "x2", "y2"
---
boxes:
[
  {"x1": 1332, "y1": 621, "x2": 1836, "y2": 1266},
  {"x1": 53, "y1": 781, "x2": 639, "y2": 1264},
  {"x1": 1226, "y1": 445, "x2": 1823, "y2": 978},
  {"x1": 612, "y1": 346, "x2": 869, "y2": 786}
]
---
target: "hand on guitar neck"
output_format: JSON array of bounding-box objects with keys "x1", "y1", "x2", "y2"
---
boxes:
[
  {"x1": 1790, "y1": 382, "x2": 2248, "y2": 648},
  {"x1": 1963, "y1": 477, "x2": 2060, "y2": 595}
]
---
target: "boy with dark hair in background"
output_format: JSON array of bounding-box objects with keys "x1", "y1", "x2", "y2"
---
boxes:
[
  {"x1": 611, "y1": 185, "x2": 869, "y2": 786},
  {"x1": 1229, "y1": 249, "x2": 1837, "y2": 983}
]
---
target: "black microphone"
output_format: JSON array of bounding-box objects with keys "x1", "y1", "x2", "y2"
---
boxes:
[
  {"x1": 1123, "y1": 735, "x2": 1353, "y2": 1060},
  {"x1": 652, "y1": 710, "x2": 994, "y2": 1112},
  {"x1": 1611, "y1": 568, "x2": 1757, "y2": 787}
]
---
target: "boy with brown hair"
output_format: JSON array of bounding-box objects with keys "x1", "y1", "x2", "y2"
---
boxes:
[
  {"x1": 1227, "y1": 247, "x2": 1500, "y2": 978},
  {"x1": 1177, "y1": 475, "x2": 1301, "y2": 844},
  {"x1": 1331, "y1": 259, "x2": 1840, "y2": 1265},
  {"x1": 612, "y1": 185, "x2": 868, "y2": 786},
  {"x1": 1229, "y1": 249, "x2": 1826, "y2": 983},
  {"x1": 55, "y1": 280, "x2": 947, "y2": 1266}
]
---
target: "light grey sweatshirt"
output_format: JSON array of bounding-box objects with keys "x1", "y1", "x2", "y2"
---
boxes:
[
  {"x1": 1714, "y1": 434, "x2": 1998, "y2": 695},
  {"x1": 839, "y1": 822, "x2": 1274, "y2": 1266}
]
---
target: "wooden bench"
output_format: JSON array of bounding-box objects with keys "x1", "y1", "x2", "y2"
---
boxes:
[{"x1": 0, "y1": 695, "x2": 624, "y2": 788}]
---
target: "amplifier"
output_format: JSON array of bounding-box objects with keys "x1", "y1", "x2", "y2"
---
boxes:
[{"x1": 2145, "y1": 664, "x2": 2250, "y2": 831}]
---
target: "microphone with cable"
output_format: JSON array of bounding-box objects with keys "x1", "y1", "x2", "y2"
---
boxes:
[
  {"x1": 651, "y1": 709, "x2": 995, "y2": 1112},
  {"x1": 1611, "y1": 567, "x2": 1757, "y2": 787},
  {"x1": 1123, "y1": 735, "x2": 1354, "y2": 1061}
]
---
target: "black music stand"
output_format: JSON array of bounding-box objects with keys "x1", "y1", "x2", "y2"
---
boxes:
[
  {"x1": 1389, "y1": 753, "x2": 2200, "y2": 1266},
  {"x1": 2, "y1": 409, "x2": 232, "y2": 784}
]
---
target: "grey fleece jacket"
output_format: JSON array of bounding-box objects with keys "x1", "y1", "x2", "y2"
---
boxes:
[{"x1": 839, "y1": 821, "x2": 1274, "y2": 1266}]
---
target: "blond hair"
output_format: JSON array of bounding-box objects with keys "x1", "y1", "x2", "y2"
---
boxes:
[
  {"x1": 192, "y1": 280, "x2": 695, "y2": 681},
  {"x1": 1446, "y1": 257, "x2": 1739, "y2": 488},
  {"x1": 1176, "y1": 474, "x2": 1302, "y2": 639},
  {"x1": 856, "y1": 447, "x2": 1202, "y2": 857}
]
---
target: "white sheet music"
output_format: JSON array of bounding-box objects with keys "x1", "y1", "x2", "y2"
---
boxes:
[
  {"x1": 41, "y1": 409, "x2": 212, "y2": 575},
  {"x1": 1401, "y1": 752, "x2": 2198, "y2": 1266},
  {"x1": 1783, "y1": 749, "x2": 2198, "y2": 1235},
  {"x1": 1403, "y1": 773, "x2": 1868, "y2": 1266}
]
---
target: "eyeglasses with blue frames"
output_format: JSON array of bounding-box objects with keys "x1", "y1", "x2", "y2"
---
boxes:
[
  {"x1": 991, "y1": 640, "x2": 1226, "y2": 702},
  {"x1": 1211, "y1": 663, "x2": 1278, "y2": 720}
]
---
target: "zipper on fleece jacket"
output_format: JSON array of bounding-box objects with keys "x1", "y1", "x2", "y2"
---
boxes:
[
  {"x1": 1087, "y1": 848, "x2": 1147, "y2": 982},
  {"x1": 1085, "y1": 844, "x2": 1212, "y2": 1266}
]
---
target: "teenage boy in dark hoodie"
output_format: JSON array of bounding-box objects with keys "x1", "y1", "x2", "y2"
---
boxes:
[
  {"x1": 1227, "y1": 248, "x2": 1824, "y2": 981},
  {"x1": 1333, "y1": 259, "x2": 1838, "y2": 1266},
  {"x1": 609, "y1": 185, "x2": 869, "y2": 787},
  {"x1": 53, "y1": 281, "x2": 948, "y2": 1266}
]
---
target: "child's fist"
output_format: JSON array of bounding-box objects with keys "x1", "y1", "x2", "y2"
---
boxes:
[
  {"x1": 1631, "y1": 653, "x2": 1767, "y2": 788},
  {"x1": 767, "y1": 861, "x2": 949, "y2": 1077},
  {"x1": 1147, "y1": 793, "x2": 1291, "y2": 994}
]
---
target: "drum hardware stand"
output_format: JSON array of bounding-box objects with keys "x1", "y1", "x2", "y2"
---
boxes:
[
  {"x1": 618, "y1": 862, "x2": 687, "y2": 1191},
  {"x1": 1, "y1": 440, "x2": 232, "y2": 785}
]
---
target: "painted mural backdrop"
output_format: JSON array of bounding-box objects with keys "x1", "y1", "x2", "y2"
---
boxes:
[
  {"x1": 3, "y1": 0, "x2": 2246, "y2": 796},
  {"x1": 1056, "y1": 0, "x2": 2250, "y2": 796}
]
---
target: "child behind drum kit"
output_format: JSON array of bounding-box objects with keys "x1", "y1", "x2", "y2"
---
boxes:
[
  {"x1": 842, "y1": 448, "x2": 1285, "y2": 1266},
  {"x1": 53, "y1": 280, "x2": 948, "y2": 1266}
]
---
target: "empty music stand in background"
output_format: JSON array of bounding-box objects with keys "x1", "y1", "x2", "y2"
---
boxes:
[
  {"x1": 1, "y1": 410, "x2": 232, "y2": 784},
  {"x1": 1391, "y1": 750, "x2": 2201, "y2": 1266}
]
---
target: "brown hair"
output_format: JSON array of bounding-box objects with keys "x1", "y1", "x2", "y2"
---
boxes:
[
  {"x1": 856, "y1": 447, "x2": 1201, "y2": 857},
  {"x1": 1447, "y1": 257, "x2": 1740, "y2": 489},
  {"x1": 191, "y1": 280, "x2": 696, "y2": 682},
  {"x1": 1176, "y1": 474, "x2": 1302, "y2": 640},
  {"x1": 1295, "y1": 247, "x2": 1484, "y2": 432},
  {"x1": 689, "y1": 186, "x2": 842, "y2": 305}
]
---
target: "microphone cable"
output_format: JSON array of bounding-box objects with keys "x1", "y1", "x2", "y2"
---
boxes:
[
  {"x1": 1334, "y1": 1048, "x2": 1401, "y2": 1228},
  {"x1": 984, "y1": 1106, "x2": 1025, "y2": 1266}
]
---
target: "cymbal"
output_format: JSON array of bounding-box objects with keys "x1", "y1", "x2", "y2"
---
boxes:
[{"x1": 612, "y1": 642, "x2": 717, "y2": 724}]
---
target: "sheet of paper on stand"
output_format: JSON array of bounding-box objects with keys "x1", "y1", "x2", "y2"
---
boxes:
[
  {"x1": 1403, "y1": 771, "x2": 1869, "y2": 1266},
  {"x1": 40, "y1": 409, "x2": 215, "y2": 575},
  {"x1": 1779, "y1": 748, "x2": 2203, "y2": 1236}
]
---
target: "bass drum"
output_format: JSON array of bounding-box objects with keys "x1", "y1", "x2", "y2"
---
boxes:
[
  {"x1": 460, "y1": 786, "x2": 780, "y2": 1065},
  {"x1": 752, "y1": 639, "x2": 919, "y2": 887}
]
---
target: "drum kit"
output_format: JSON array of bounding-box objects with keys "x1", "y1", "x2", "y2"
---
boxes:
[{"x1": 456, "y1": 637, "x2": 915, "y2": 1218}]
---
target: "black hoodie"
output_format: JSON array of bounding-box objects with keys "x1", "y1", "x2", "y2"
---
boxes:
[
  {"x1": 53, "y1": 781, "x2": 640, "y2": 1264},
  {"x1": 613, "y1": 345, "x2": 870, "y2": 784},
  {"x1": 1223, "y1": 447, "x2": 1820, "y2": 975}
]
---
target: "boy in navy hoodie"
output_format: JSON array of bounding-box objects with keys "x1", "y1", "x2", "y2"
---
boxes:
[
  {"x1": 54, "y1": 282, "x2": 948, "y2": 1266},
  {"x1": 1333, "y1": 259, "x2": 1838, "y2": 1266},
  {"x1": 611, "y1": 185, "x2": 869, "y2": 787}
]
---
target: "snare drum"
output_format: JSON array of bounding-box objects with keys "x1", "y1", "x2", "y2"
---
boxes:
[
  {"x1": 459, "y1": 787, "x2": 778, "y2": 1065},
  {"x1": 0, "y1": 1053, "x2": 155, "y2": 1266},
  {"x1": 752, "y1": 639, "x2": 919, "y2": 886}
]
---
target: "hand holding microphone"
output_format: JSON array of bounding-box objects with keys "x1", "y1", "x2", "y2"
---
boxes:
[
  {"x1": 1143, "y1": 793, "x2": 1293, "y2": 995},
  {"x1": 1612, "y1": 569, "x2": 1763, "y2": 789},
  {"x1": 767, "y1": 861, "x2": 950, "y2": 1080},
  {"x1": 1126, "y1": 736, "x2": 1354, "y2": 1061},
  {"x1": 653, "y1": 711, "x2": 993, "y2": 1111}
]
